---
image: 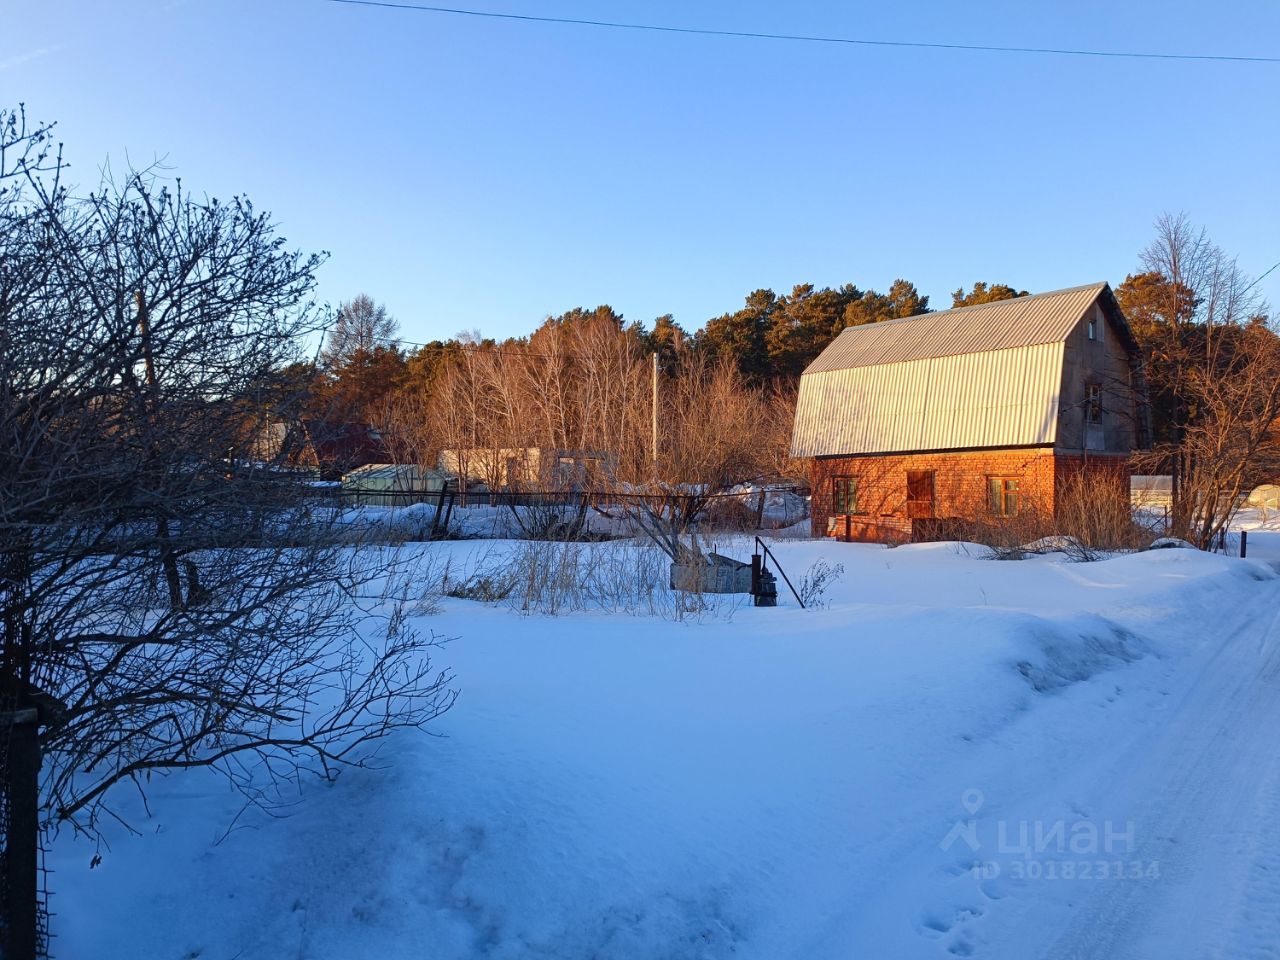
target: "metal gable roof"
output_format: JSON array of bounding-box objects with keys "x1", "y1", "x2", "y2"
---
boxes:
[
  {"x1": 802, "y1": 282, "x2": 1107, "y2": 374},
  {"x1": 789, "y1": 284, "x2": 1113, "y2": 458}
]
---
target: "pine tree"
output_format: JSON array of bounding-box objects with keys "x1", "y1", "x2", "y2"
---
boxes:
[{"x1": 951, "y1": 282, "x2": 1028, "y2": 308}]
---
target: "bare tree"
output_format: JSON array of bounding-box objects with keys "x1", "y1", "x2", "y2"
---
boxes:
[
  {"x1": 1131, "y1": 214, "x2": 1280, "y2": 547},
  {"x1": 0, "y1": 110, "x2": 456, "y2": 855},
  {"x1": 622, "y1": 352, "x2": 774, "y2": 561},
  {"x1": 319, "y1": 293, "x2": 399, "y2": 369}
]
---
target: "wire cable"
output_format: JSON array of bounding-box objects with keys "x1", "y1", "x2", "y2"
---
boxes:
[
  {"x1": 1242, "y1": 258, "x2": 1280, "y2": 295},
  {"x1": 318, "y1": 0, "x2": 1280, "y2": 64}
]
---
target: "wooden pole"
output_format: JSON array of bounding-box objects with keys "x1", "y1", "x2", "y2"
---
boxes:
[
  {"x1": 3, "y1": 706, "x2": 41, "y2": 960},
  {"x1": 651, "y1": 352, "x2": 659, "y2": 465}
]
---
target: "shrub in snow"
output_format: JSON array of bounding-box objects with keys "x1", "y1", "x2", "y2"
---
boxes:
[
  {"x1": 425, "y1": 539, "x2": 743, "y2": 619},
  {"x1": 798, "y1": 559, "x2": 844, "y2": 608},
  {"x1": 972, "y1": 474, "x2": 1158, "y2": 562}
]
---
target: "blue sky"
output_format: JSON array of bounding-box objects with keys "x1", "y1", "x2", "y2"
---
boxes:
[{"x1": 5, "y1": 0, "x2": 1279, "y2": 344}]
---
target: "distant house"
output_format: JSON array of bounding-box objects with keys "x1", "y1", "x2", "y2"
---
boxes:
[
  {"x1": 436, "y1": 448, "x2": 614, "y2": 490},
  {"x1": 255, "y1": 420, "x2": 388, "y2": 480},
  {"x1": 790, "y1": 283, "x2": 1151, "y2": 542}
]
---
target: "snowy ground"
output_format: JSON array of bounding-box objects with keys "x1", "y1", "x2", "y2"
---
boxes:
[{"x1": 47, "y1": 532, "x2": 1280, "y2": 959}]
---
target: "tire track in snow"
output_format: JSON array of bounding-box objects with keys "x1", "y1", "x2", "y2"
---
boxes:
[{"x1": 1039, "y1": 584, "x2": 1280, "y2": 959}]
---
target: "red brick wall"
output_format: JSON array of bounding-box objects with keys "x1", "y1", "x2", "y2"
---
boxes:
[
  {"x1": 1053, "y1": 453, "x2": 1131, "y2": 513},
  {"x1": 810, "y1": 449, "x2": 1130, "y2": 542}
]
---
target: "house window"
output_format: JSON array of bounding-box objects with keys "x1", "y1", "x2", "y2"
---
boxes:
[
  {"x1": 1087, "y1": 316, "x2": 1098, "y2": 340},
  {"x1": 989, "y1": 477, "x2": 1019, "y2": 517},
  {"x1": 1086, "y1": 383, "x2": 1102, "y2": 423},
  {"x1": 832, "y1": 476, "x2": 858, "y2": 515}
]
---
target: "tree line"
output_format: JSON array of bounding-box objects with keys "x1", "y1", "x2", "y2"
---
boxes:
[
  {"x1": 289, "y1": 278, "x2": 1041, "y2": 497},
  {"x1": 301, "y1": 278, "x2": 1038, "y2": 429},
  {"x1": 298, "y1": 244, "x2": 1279, "y2": 550}
]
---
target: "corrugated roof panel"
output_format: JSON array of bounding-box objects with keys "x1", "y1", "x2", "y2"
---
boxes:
[
  {"x1": 790, "y1": 342, "x2": 1064, "y2": 458},
  {"x1": 804, "y1": 282, "x2": 1104, "y2": 374}
]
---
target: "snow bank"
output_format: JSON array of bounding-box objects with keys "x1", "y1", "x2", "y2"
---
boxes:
[{"x1": 48, "y1": 538, "x2": 1278, "y2": 959}]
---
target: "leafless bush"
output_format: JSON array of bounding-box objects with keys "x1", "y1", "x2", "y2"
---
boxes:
[
  {"x1": 507, "y1": 540, "x2": 584, "y2": 615},
  {"x1": 966, "y1": 493, "x2": 1055, "y2": 560},
  {"x1": 424, "y1": 539, "x2": 735, "y2": 619},
  {"x1": 968, "y1": 474, "x2": 1156, "y2": 561},
  {"x1": 622, "y1": 354, "x2": 776, "y2": 563},
  {"x1": 0, "y1": 111, "x2": 457, "y2": 845},
  {"x1": 505, "y1": 497, "x2": 590, "y2": 541},
  {"x1": 1129, "y1": 214, "x2": 1280, "y2": 548},
  {"x1": 436, "y1": 547, "x2": 517, "y2": 602},
  {"x1": 1053, "y1": 472, "x2": 1157, "y2": 559},
  {"x1": 504, "y1": 539, "x2": 711, "y2": 618},
  {"x1": 704, "y1": 495, "x2": 758, "y2": 533},
  {"x1": 798, "y1": 559, "x2": 844, "y2": 608}
]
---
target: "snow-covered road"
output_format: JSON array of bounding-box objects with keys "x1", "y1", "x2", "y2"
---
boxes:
[{"x1": 1039, "y1": 578, "x2": 1280, "y2": 959}]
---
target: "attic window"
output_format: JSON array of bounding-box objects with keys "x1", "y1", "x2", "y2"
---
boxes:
[
  {"x1": 1086, "y1": 383, "x2": 1103, "y2": 423},
  {"x1": 1088, "y1": 316, "x2": 1099, "y2": 340}
]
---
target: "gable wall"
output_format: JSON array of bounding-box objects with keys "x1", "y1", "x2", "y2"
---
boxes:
[{"x1": 1056, "y1": 303, "x2": 1141, "y2": 453}]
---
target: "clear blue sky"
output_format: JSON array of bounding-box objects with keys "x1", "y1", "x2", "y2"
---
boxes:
[{"x1": 6, "y1": 0, "x2": 1279, "y2": 344}]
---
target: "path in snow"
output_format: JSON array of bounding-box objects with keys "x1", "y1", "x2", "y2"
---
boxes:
[{"x1": 1036, "y1": 579, "x2": 1280, "y2": 958}]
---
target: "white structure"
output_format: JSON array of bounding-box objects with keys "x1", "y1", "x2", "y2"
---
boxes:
[
  {"x1": 1131, "y1": 475, "x2": 1174, "y2": 509},
  {"x1": 437, "y1": 448, "x2": 614, "y2": 489},
  {"x1": 341, "y1": 464, "x2": 449, "y2": 507}
]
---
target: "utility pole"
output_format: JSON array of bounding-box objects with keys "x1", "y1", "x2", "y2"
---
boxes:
[{"x1": 651, "y1": 352, "x2": 659, "y2": 464}]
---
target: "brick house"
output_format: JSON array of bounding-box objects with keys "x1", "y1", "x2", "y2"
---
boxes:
[{"x1": 790, "y1": 282, "x2": 1150, "y2": 542}]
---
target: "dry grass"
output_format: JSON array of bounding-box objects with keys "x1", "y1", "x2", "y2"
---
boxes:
[
  {"x1": 965, "y1": 475, "x2": 1157, "y2": 561},
  {"x1": 426, "y1": 539, "x2": 738, "y2": 619}
]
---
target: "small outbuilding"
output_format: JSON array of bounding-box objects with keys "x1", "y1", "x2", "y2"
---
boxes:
[
  {"x1": 436, "y1": 448, "x2": 614, "y2": 490},
  {"x1": 341, "y1": 463, "x2": 449, "y2": 507},
  {"x1": 790, "y1": 283, "x2": 1151, "y2": 542}
]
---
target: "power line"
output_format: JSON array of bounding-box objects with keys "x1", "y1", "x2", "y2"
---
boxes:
[
  {"x1": 1242, "y1": 258, "x2": 1280, "y2": 295},
  {"x1": 318, "y1": 0, "x2": 1280, "y2": 64}
]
